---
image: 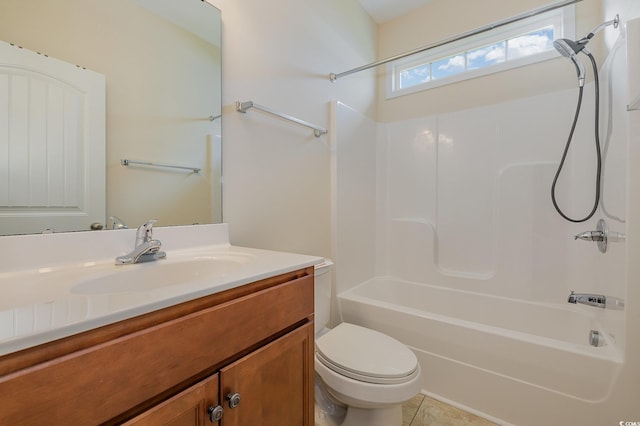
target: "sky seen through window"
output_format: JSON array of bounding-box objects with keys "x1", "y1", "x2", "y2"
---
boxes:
[{"x1": 399, "y1": 27, "x2": 554, "y2": 89}]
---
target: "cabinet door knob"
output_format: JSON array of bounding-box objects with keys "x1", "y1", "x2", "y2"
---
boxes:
[
  {"x1": 226, "y1": 392, "x2": 241, "y2": 409},
  {"x1": 208, "y1": 405, "x2": 224, "y2": 422}
]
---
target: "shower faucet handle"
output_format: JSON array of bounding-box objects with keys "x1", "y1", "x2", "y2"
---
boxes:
[
  {"x1": 573, "y1": 219, "x2": 625, "y2": 253},
  {"x1": 574, "y1": 230, "x2": 604, "y2": 242}
]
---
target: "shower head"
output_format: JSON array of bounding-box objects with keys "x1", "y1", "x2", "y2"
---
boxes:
[
  {"x1": 553, "y1": 14, "x2": 619, "y2": 88},
  {"x1": 553, "y1": 39, "x2": 586, "y2": 87},
  {"x1": 553, "y1": 38, "x2": 586, "y2": 57}
]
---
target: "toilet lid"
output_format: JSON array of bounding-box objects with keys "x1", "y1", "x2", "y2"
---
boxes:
[{"x1": 315, "y1": 323, "x2": 418, "y2": 385}]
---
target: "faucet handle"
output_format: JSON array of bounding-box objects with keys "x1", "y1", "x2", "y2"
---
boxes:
[
  {"x1": 574, "y1": 230, "x2": 604, "y2": 241},
  {"x1": 136, "y1": 219, "x2": 158, "y2": 244},
  {"x1": 573, "y1": 219, "x2": 625, "y2": 253}
]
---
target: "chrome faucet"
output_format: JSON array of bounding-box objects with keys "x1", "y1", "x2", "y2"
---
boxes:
[
  {"x1": 567, "y1": 291, "x2": 606, "y2": 308},
  {"x1": 109, "y1": 215, "x2": 128, "y2": 230},
  {"x1": 115, "y1": 219, "x2": 167, "y2": 265}
]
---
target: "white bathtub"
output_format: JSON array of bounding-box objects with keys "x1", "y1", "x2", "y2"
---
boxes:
[{"x1": 338, "y1": 277, "x2": 624, "y2": 425}]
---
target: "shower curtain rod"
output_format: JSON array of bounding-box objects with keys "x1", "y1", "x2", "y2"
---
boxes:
[{"x1": 329, "y1": 0, "x2": 582, "y2": 82}]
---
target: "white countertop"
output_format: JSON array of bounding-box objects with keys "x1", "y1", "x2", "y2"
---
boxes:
[{"x1": 0, "y1": 224, "x2": 322, "y2": 356}]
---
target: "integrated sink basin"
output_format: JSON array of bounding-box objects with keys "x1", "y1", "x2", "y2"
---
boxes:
[
  {"x1": 0, "y1": 251, "x2": 255, "y2": 311},
  {"x1": 71, "y1": 253, "x2": 254, "y2": 295}
]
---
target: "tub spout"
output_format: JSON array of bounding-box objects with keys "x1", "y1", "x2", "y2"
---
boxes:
[{"x1": 567, "y1": 291, "x2": 606, "y2": 308}]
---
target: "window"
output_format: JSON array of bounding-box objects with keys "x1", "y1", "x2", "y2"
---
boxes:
[{"x1": 387, "y1": 6, "x2": 575, "y2": 98}]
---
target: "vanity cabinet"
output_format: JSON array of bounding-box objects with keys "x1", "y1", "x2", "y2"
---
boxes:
[{"x1": 0, "y1": 267, "x2": 314, "y2": 425}]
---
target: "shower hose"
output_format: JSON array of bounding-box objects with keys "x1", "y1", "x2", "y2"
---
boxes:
[{"x1": 551, "y1": 52, "x2": 602, "y2": 223}]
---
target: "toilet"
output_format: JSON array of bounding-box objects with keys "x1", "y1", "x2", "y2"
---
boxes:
[{"x1": 314, "y1": 260, "x2": 422, "y2": 426}]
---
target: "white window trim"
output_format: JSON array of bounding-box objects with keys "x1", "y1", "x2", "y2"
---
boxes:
[{"x1": 385, "y1": 5, "x2": 576, "y2": 99}]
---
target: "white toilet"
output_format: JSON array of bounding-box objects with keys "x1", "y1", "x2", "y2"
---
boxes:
[{"x1": 314, "y1": 260, "x2": 422, "y2": 426}]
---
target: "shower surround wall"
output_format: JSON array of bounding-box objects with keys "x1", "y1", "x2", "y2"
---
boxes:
[
  {"x1": 382, "y1": 85, "x2": 627, "y2": 307},
  {"x1": 332, "y1": 25, "x2": 632, "y2": 423}
]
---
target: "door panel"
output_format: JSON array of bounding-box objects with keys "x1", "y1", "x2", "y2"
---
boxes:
[
  {"x1": 220, "y1": 323, "x2": 313, "y2": 426},
  {"x1": 0, "y1": 41, "x2": 105, "y2": 234}
]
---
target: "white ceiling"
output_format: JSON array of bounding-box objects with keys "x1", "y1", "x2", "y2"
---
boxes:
[{"x1": 357, "y1": 0, "x2": 433, "y2": 23}]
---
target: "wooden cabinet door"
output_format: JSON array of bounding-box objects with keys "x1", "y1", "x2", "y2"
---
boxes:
[
  {"x1": 220, "y1": 323, "x2": 314, "y2": 426},
  {"x1": 124, "y1": 374, "x2": 220, "y2": 426}
]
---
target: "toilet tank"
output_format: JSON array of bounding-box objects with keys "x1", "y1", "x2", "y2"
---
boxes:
[{"x1": 314, "y1": 259, "x2": 334, "y2": 335}]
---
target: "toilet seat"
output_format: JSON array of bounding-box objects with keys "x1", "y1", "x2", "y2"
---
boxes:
[{"x1": 315, "y1": 323, "x2": 419, "y2": 385}]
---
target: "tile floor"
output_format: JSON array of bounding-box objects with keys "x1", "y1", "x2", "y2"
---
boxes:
[{"x1": 402, "y1": 394, "x2": 498, "y2": 426}]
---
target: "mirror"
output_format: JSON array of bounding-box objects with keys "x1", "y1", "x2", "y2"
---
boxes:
[{"x1": 0, "y1": 0, "x2": 222, "y2": 236}]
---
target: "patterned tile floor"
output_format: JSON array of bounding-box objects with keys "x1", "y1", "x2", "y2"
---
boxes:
[{"x1": 403, "y1": 394, "x2": 498, "y2": 426}]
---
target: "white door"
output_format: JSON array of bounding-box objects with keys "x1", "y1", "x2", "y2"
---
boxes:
[{"x1": 0, "y1": 41, "x2": 105, "y2": 235}]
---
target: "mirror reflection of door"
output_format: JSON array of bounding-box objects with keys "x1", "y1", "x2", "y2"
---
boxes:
[
  {"x1": 0, "y1": 0, "x2": 222, "y2": 235},
  {"x1": 0, "y1": 41, "x2": 105, "y2": 235}
]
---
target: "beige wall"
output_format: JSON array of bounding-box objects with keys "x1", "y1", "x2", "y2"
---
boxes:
[
  {"x1": 0, "y1": 0, "x2": 221, "y2": 229},
  {"x1": 377, "y1": 0, "x2": 603, "y2": 121},
  {"x1": 207, "y1": 0, "x2": 377, "y2": 258}
]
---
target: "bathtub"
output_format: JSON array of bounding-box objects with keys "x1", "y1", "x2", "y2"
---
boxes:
[{"x1": 338, "y1": 277, "x2": 624, "y2": 425}]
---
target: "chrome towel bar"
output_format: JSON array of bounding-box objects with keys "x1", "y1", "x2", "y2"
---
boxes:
[
  {"x1": 121, "y1": 159, "x2": 200, "y2": 174},
  {"x1": 236, "y1": 101, "x2": 328, "y2": 137}
]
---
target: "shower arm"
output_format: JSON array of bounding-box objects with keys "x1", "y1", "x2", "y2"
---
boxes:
[{"x1": 577, "y1": 14, "x2": 620, "y2": 46}]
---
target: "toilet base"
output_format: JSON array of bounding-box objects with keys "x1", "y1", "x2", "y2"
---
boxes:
[
  {"x1": 315, "y1": 402, "x2": 402, "y2": 426},
  {"x1": 315, "y1": 374, "x2": 405, "y2": 426},
  {"x1": 315, "y1": 375, "x2": 347, "y2": 426},
  {"x1": 341, "y1": 404, "x2": 402, "y2": 426}
]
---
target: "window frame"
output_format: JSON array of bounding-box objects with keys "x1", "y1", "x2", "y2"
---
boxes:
[{"x1": 386, "y1": 5, "x2": 576, "y2": 99}]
